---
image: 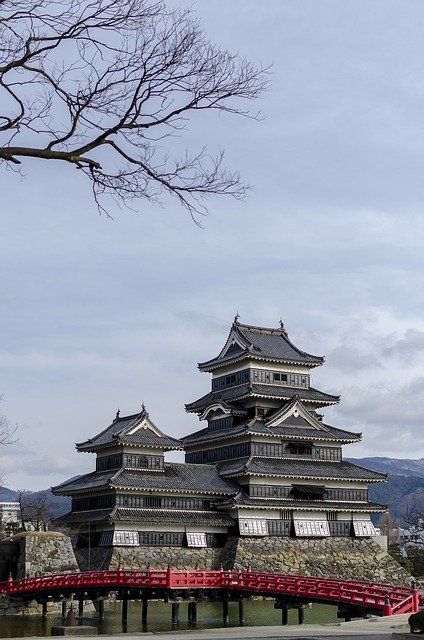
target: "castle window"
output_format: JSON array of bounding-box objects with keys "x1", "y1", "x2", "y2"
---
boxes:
[
  {"x1": 353, "y1": 521, "x2": 377, "y2": 537},
  {"x1": 186, "y1": 532, "x2": 207, "y2": 547},
  {"x1": 145, "y1": 496, "x2": 162, "y2": 508},
  {"x1": 290, "y1": 485, "x2": 327, "y2": 501},
  {"x1": 294, "y1": 521, "x2": 330, "y2": 537},
  {"x1": 287, "y1": 442, "x2": 312, "y2": 456},
  {"x1": 239, "y1": 519, "x2": 267, "y2": 536}
]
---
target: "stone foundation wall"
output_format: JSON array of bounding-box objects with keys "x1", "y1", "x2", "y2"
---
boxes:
[
  {"x1": 222, "y1": 536, "x2": 413, "y2": 586},
  {"x1": 14, "y1": 531, "x2": 79, "y2": 578},
  {"x1": 77, "y1": 545, "x2": 223, "y2": 571}
]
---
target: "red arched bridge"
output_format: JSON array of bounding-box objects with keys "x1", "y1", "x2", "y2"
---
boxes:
[{"x1": 0, "y1": 568, "x2": 421, "y2": 624}]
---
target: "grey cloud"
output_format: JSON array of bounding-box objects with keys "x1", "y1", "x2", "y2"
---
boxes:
[
  {"x1": 326, "y1": 345, "x2": 382, "y2": 373},
  {"x1": 380, "y1": 329, "x2": 424, "y2": 361},
  {"x1": 333, "y1": 377, "x2": 424, "y2": 437}
]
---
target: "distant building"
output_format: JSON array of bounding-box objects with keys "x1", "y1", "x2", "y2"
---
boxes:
[
  {"x1": 0, "y1": 502, "x2": 21, "y2": 536},
  {"x1": 53, "y1": 318, "x2": 387, "y2": 564}
]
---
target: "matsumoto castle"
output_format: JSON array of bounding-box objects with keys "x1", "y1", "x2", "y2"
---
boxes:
[{"x1": 53, "y1": 317, "x2": 388, "y2": 572}]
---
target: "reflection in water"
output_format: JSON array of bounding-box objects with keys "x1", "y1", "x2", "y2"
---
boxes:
[{"x1": 0, "y1": 599, "x2": 338, "y2": 637}]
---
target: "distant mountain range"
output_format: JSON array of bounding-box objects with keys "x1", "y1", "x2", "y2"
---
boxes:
[
  {"x1": 1, "y1": 458, "x2": 424, "y2": 526},
  {"x1": 347, "y1": 458, "x2": 424, "y2": 524},
  {"x1": 347, "y1": 457, "x2": 424, "y2": 478}
]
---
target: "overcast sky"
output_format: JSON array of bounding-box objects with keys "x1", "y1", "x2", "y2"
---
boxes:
[{"x1": 2, "y1": 1, "x2": 424, "y2": 490}]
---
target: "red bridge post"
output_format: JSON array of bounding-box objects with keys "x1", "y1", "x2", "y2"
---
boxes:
[{"x1": 383, "y1": 594, "x2": 393, "y2": 616}]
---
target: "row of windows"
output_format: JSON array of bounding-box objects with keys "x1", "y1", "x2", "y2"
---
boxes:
[
  {"x1": 251, "y1": 370, "x2": 309, "y2": 388},
  {"x1": 247, "y1": 485, "x2": 368, "y2": 502},
  {"x1": 186, "y1": 443, "x2": 250, "y2": 464},
  {"x1": 188, "y1": 442, "x2": 342, "y2": 464},
  {"x1": 240, "y1": 519, "x2": 376, "y2": 538},
  {"x1": 98, "y1": 531, "x2": 227, "y2": 548},
  {"x1": 73, "y1": 494, "x2": 214, "y2": 512},
  {"x1": 249, "y1": 485, "x2": 291, "y2": 498},
  {"x1": 123, "y1": 454, "x2": 164, "y2": 469},
  {"x1": 73, "y1": 495, "x2": 115, "y2": 511},
  {"x1": 208, "y1": 417, "x2": 234, "y2": 433},
  {"x1": 76, "y1": 520, "x2": 369, "y2": 548},
  {"x1": 96, "y1": 454, "x2": 123, "y2": 471},
  {"x1": 326, "y1": 488, "x2": 368, "y2": 501},
  {"x1": 96, "y1": 453, "x2": 164, "y2": 471},
  {"x1": 212, "y1": 370, "x2": 250, "y2": 391},
  {"x1": 314, "y1": 448, "x2": 342, "y2": 461},
  {"x1": 115, "y1": 495, "x2": 212, "y2": 510},
  {"x1": 211, "y1": 369, "x2": 310, "y2": 392}
]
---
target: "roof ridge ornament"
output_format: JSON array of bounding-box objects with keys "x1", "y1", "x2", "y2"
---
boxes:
[
  {"x1": 279, "y1": 318, "x2": 288, "y2": 336},
  {"x1": 115, "y1": 409, "x2": 120, "y2": 421},
  {"x1": 234, "y1": 312, "x2": 240, "y2": 325}
]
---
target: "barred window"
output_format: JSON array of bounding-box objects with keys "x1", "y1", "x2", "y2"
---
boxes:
[
  {"x1": 294, "y1": 520, "x2": 330, "y2": 537},
  {"x1": 186, "y1": 532, "x2": 207, "y2": 547},
  {"x1": 239, "y1": 519, "x2": 267, "y2": 536},
  {"x1": 353, "y1": 521, "x2": 377, "y2": 537},
  {"x1": 99, "y1": 531, "x2": 139, "y2": 546}
]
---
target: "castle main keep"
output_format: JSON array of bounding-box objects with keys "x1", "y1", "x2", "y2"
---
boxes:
[{"x1": 54, "y1": 318, "x2": 408, "y2": 583}]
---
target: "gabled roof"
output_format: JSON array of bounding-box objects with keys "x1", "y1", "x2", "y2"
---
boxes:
[
  {"x1": 198, "y1": 319, "x2": 324, "y2": 372},
  {"x1": 217, "y1": 457, "x2": 387, "y2": 483},
  {"x1": 76, "y1": 407, "x2": 182, "y2": 452},
  {"x1": 182, "y1": 400, "x2": 360, "y2": 446},
  {"x1": 53, "y1": 463, "x2": 239, "y2": 496},
  {"x1": 186, "y1": 384, "x2": 339, "y2": 415}
]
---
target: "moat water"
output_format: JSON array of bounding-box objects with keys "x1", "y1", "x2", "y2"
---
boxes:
[{"x1": 0, "y1": 599, "x2": 338, "y2": 637}]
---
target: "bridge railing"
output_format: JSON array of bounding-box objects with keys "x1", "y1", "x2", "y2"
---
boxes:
[{"x1": 0, "y1": 569, "x2": 419, "y2": 616}]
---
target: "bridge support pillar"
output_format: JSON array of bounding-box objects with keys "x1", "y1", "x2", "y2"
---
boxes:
[
  {"x1": 298, "y1": 605, "x2": 305, "y2": 625},
  {"x1": 142, "y1": 596, "x2": 148, "y2": 623},
  {"x1": 61, "y1": 601, "x2": 67, "y2": 618},
  {"x1": 78, "y1": 594, "x2": 84, "y2": 618},
  {"x1": 171, "y1": 602, "x2": 179, "y2": 625},
  {"x1": 41, "y1": 601, "x2": 47, "y2": 619},
  {"x1": 238, "y1": 600, "x2": 245, "y2": 625},
  {"x1": 98, "y1": 599, "x2": 104, "y2": 621},
  {"x1": 223, "y1": 598, "x2": 229, "y2": 625},
  {"x1": 281, "y1": 605, "x2": 288, "y2": 625},
  {"x1": 122, "y1": 593, "x2": 128, "y2": 624},
  {"x1": 188, "y1": 601, "x2": 197, "y2": 623}
]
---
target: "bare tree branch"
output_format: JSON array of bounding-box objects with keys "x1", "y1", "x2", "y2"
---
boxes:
[
  {"x1": 0, "y1": 0, "x2": 268, "y2": 220},
  {"x1": 0, "y1": 394, "x2": 18, "y2": 447},
  {"x1": 18, "y1": 489, "x2": 53, "y2": 531}
]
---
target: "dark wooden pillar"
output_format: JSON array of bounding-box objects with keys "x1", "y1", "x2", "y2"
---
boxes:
[
  {"x1": 222, "y1": 598, "x2": 229, "y2": 624},
  {"x1": 78, "y1": 594, "x2": 84, "y2": 618},
  {"x1": 298, "y1": 605, "x2": 304, "y2": 625},
  {"x1": 61, "y1": 601, "x2": 67, "y2": 618},
  {"x1": 188, "y1": 601, "x2": 197, "y2": 624},
  {"x1": 122, "y1": 593, "x2": 128, "y2": 624},
  {"x1": 171, "y1": 602, "x2": 179, "y2": 625},
  {"x1": 98, "y1": 599, "x2": 105, "y2": 621},
  {"x1": 281, "y1": 604, "x2": 288, "y2": 626},
  {"x1": 238, "y1": 599, "x2": 244, "y2": 625},
  {"x1": 141, "y1": 596, "x2": 148, "y2": 623},
  {"x1": 41, "y1": 601, "x2": 47, "y2": 619}
]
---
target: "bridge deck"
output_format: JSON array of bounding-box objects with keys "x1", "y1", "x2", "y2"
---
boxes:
[{"x1": 0, "y1": 569, "x2": 420, "y2": 616}]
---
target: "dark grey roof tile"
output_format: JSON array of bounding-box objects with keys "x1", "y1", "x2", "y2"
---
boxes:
[
  {"x1": 186, "y1": 384, "x2": 338, "y2": 413},
  {"x1": 54, "y1": 463, "x2": 239, "y2": 496},
  {"x1": 77, "y1": 409, "x2": 181, "y2": 452},
  {"x1": 199, "y1": 322, "x2": 324, "y2": 370},
  {"x1": 217, "y1": 458, "x2": 387, "y2": 482}
]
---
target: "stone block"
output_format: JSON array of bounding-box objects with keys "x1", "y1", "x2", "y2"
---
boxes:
[{"x1": 51, "y1": 626, "x2": 98, "y2": 636}]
